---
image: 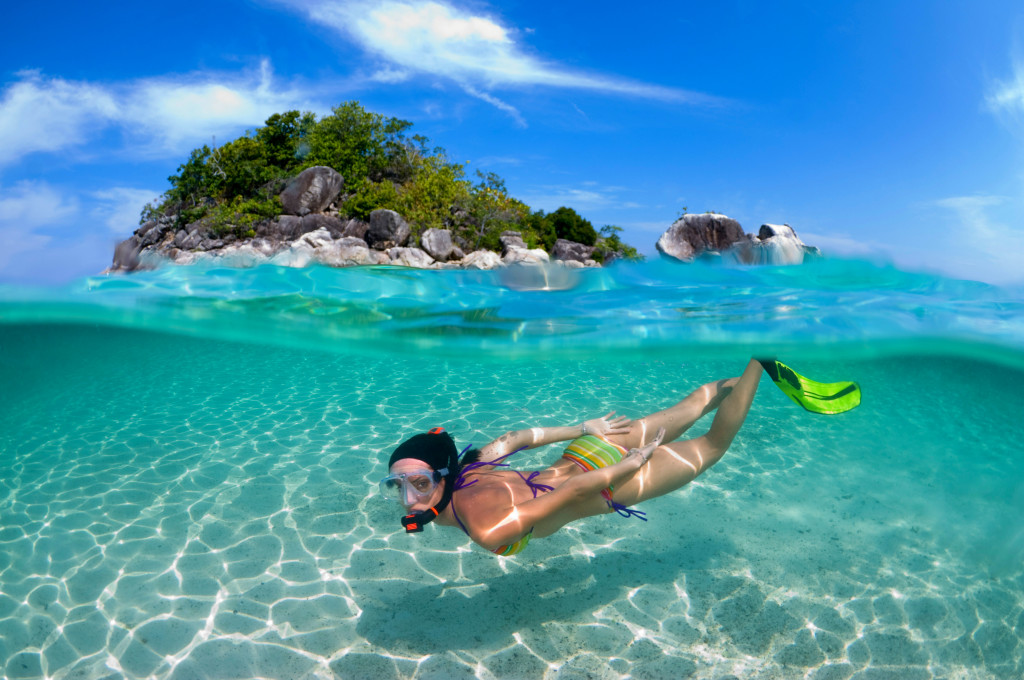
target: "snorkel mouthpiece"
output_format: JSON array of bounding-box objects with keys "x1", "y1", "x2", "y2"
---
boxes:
[{"x1": 401, "y1": 507, "x2": 439, "y2": 533}]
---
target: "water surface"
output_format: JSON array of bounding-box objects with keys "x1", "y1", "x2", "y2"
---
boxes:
[{"x1": 1, "y1": 259, "x2": 1022, "y2": 679}]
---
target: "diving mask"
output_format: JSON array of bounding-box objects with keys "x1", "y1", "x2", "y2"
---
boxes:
[{"x1": 379, "y1": 467, "x2": 448, "y2": 505}]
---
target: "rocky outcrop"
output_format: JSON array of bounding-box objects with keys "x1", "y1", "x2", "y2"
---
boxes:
[
  {"x1": 656, "y1": 214, "x2": 819, "y2": 265},
  {"x1": 365, "y1": 209, "x2": 411, "y2": 250},
  {"x1": 279, "y1": 166, "x2": 344, "y2": 216},
  {"x1": 727, "y1": 223, "x2": 819, "y2": 265},
  {"x1": 112, "y1": 235, "x2": 142, "y2": 271},
  {"x1": 552, "y1": 238, "x2": 594, "y2": 263},
  {"x1": 656, "y1": 213, "x2": 745, "y2": 262},
  {"x1": 107, "y1": 159, "x2": 614, "y2": 274}
]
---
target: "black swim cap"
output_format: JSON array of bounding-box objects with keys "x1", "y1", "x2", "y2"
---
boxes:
[{"x1": 389, "y1": 428, "x2": 458, "y2": 473}]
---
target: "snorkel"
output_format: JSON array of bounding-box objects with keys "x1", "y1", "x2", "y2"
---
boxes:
[{"x1": 387, "y1": 427, "x2": 459, "y2": 533}]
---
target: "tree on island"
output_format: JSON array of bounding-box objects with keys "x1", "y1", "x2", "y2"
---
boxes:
[{"x1": 143, "y1": 101, "x2": 639, "y2": 260}]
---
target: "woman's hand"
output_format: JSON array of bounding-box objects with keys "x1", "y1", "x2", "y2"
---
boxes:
[
  {"x1": 626, "y1": 427, "x2": 666, "y2": 467},
  {"x1": 582, "y1": 411, "x2": 632, "y2": 437}
]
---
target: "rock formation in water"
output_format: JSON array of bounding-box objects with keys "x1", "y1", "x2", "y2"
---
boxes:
[{"x1": 655, "y1": 213, "x2": 820, "y2": 265}]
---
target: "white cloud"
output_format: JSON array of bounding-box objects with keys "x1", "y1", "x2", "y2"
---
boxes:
[
  {"x1": 521, "y1": 184, "x2": 620, "y2": 212},
  {"x1": 987, "y1": 56, "x2": 1024, "y2": 123},
  {"x1": 797, "y1": 231, "x2": 891, "y2": 259},
  {"x1": 0, "y1": 71, "x2": 118, "y2": 166},
  {"x1": 122, "y1": 60, "x2": 312, "y2": 153},
  {"x1": 0, "y1": 181, "x2": 78, "y2": 273},
  {"x1": 369, "y1": 67, "x2": 412, "y2": 84},
  {"x1": 0, "y1": 60, "x2": 315, "y2": 166},
  {"x1": 91, "y1": 187, "x2": 162, "y2": 233},
  {"x1": 0, "y1": 182, "x2": 171, "y2": 284},
  {"x1": 282, "y1": 0, "x2": 720, "y2": 119},
  {"x1": 932, "y1": 195, "x2": 1024, "y2": 284}
]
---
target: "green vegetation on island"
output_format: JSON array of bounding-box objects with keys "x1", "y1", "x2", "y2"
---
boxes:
[{"x1": 144, "y1": 101, "x2": 640, "y2": 262}]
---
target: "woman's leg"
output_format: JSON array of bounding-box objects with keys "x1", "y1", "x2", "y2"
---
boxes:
[
  {"x1": 613, "y1": 359, "x2": 763, "y2": 504},
  {"x1": 604, "y1": 375, "x2": 740, "y2": 451}
]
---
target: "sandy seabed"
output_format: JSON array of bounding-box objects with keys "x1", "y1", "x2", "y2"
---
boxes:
[{"x1": 1, "y1": 326, "x2": 1022, "y2": 679}]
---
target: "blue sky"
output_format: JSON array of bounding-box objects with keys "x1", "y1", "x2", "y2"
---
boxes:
[{"x1": 2, "y1": 0, "x2": 1023, "y2": 285}]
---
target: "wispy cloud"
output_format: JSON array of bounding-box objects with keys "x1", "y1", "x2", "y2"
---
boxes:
[
  {"x1": 521, "y1": 184, "x2": 621, "y2": 212},
  {"x1": 91, "y1": 187, "x2": 162, "y2": 233},
  {"x1": 797, "y1": 231, "x2": 891, "y2": 259},
  {"x1": 0, "y1": 182, "x2": 168, "y2": 283},
  {"x1": 933, "y1": 195, "x2": 1024, "y2": 284},
  {"x1": 0, "y1": 181, "x2": 77, "y2": 273},
  {"x1": 0, "y1": 60, "x2": 313, "y2": 166},
  {"x1": 0, "y1": 72, "x2": 118, "y2": 167},
  {"x1": 279, "y1": 0, "x2": 722, "y2": 122},
  {"x1": 986, "y1": 55, "x2": 1024, "y2": 126}
]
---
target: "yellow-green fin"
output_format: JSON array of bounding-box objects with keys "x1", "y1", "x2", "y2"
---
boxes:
[{"x1": 759, "y1": 359, "x2": 861, "y2": 414}]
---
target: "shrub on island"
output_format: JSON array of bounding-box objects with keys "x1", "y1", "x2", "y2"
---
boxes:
[{"x1": 115, "y1": 101, "x2": 640, "y2": 272}]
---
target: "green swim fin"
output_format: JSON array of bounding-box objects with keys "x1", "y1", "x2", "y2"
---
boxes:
[{"x1": 758, "y1": 359, "x2": 861, "y2": 414}]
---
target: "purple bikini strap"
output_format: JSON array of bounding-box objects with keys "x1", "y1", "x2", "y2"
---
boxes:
[{"x1": 452, "y1": 445, "x2": 533, "y2": 535}]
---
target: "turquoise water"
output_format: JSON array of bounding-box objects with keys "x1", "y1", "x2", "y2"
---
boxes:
[{"x1": 1, "y1": 259, "x2": 1023, "y2": 679}]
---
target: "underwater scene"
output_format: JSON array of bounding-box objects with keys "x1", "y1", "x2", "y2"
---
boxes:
[{"x1": 1, "y1": 258, "x2": 1023, "y2": 680}]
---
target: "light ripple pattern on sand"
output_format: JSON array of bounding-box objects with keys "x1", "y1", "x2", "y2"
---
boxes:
[{"x1": 1, "y1": 324, "x2": 1022, "y2": 679}]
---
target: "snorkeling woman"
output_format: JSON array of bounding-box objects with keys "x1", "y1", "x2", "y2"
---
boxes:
[{"x1": 378, "y1": 359, "x2": 860, "y2": 555}]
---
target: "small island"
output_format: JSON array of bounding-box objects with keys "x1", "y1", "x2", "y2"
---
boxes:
[{"x1": 109, "y1": 101, "x2": 818, "y2": 273}]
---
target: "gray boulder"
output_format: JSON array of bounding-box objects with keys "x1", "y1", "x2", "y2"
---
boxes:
[
  {"x1": 316, "y1": 237, "x2": 379, "y2": 267},
  {"x1": 389, "y1": 247, "x2": 435, "y2": 268},
  {"x1": 176, "y1": 229, "x2": 204, "y2": 250},
  {"x1": 462, "y1": 250, "x2": 502, "y2": 270},
  {"x1": 199, "y1": 237, "x2": 225, "y2": 251},
  {"x1": 111, "y1": 236, "x2": 142, "y2": 271},
  {"x1": 656, "y1": 213, "x2": 746, "y2": 262},
  {"x1": 137, "y1": 220, "x2": 171, "y2": 248},
  {"x1": 552, "y1": 239, "x2": 594, "y2": 263},
  {"x1": 728, "y1": 223, "x2": 818, "y2": 265},
  {"x1": 502, "y1": 247, "x2": 550, "y2": 265},
  {"x1": 499, "y1": 231, "x2": 527, "y2": 255},
  {"x1": 451, "y1": 246, "x2": 465, "y2": 261},
  {"x1": 365, "y1": 209, "x2": 411, "y2": 250},
  {"x1": 279, "y1": 166, "x2": 344, "y2": 216},
  {"x1": 420, "y1": 228, "x2": 455, "y2": 262},
  {"x1": 256, "y1": 215, "x2": 303, "y2": 240},
  {"x1": 301, "y1": 213, "x2": 347, "y2": 238},
  {"x1": 340, "y1": 218, "x2": 370, "y2": 240}
]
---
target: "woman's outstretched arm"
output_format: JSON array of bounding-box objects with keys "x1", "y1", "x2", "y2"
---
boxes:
[{"x1": 477, "y1": 412, "x2": 631, "y2": 462}]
